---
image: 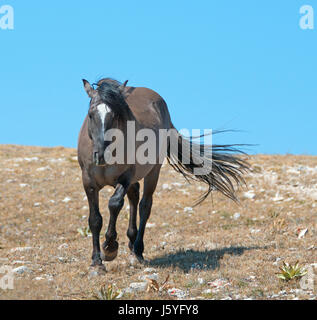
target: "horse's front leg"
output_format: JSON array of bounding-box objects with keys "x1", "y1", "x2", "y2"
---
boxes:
[
  {"x1": 102, "y1": 182, "x2": 129, "y2": 261},
  {"x1": 83, "y1": 179, "x2": 103, "y2": 268}
]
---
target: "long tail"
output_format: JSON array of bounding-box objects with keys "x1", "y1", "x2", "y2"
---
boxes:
[{"x1": 166, "y1": 127, "x2": 249, "y2": 205}]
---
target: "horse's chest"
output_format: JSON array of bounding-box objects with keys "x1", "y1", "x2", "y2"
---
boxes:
[{"x1": 92, "y1": 165, "x2": 129, "y2": 187}]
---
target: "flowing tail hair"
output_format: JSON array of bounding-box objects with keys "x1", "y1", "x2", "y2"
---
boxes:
[{"x1": 166, "y1": 127, "x2": 249, "y2": 205}]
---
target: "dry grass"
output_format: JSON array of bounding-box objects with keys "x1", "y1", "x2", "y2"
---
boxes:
[{"x1": 0, "y1": 145, "x2": 316, "y2": 300}]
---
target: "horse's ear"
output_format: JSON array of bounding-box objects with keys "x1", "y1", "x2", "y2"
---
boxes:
[
  {"x1": 82, "y1": 79, "x2": 95, "y2": 98},
  {"x1": 119, "y1": 80, "x2": 129, "y2": 92}
]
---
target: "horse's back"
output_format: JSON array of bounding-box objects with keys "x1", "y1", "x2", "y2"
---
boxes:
[{"x1": 125, "y1": 87, "x2": 172, "y2": 130}]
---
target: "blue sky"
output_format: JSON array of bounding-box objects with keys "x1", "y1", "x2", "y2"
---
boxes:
[{"x1": 0, "y1": 0, "x2": 316, "y2": 154}]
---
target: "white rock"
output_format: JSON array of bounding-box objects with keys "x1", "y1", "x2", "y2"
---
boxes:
[
  {"x1": 250, "y1": 228, "x2": 260, "y2": 234},
  {"x1": 36, "y1": 166, "x2": 51, "y2": 172},
  {"x1": 128, "y1": 282, "x2": 148, "y2": 292},
  {"x1": 19, "y1": 184, "x2": 28, "y2": 188},
  {"x1": 298, "y1": 228, "x2": 308, "y2": 239},
  {"x1": 62, "y1": 197, "x2": 71, "y2": 203},
  {"x1": 12, "y1": 260, "x2": 31, "y2": 265},
  {"x1": 49, "y1": 158, "x2": 65, "y2": 163},
  {"x1": 273, "y1": 258, "x2": 281, "y2": 266},
  {"x1": 208, "y1": 279, "x2": 231, "y2": 290},
  {"x1": 10, "y1": 247, "x2": 33, "y2": 253},
  {"x1": 88, "y1": 270, "x2": 99, "y2": 279},
  {"x1": 139, "y1": 273, "x2": 159, "y2": 281},
  {"x1": 184, "y1": 207, "x2": 193, "y2": 213},
  {"x1": 25, "y1": 157, "x2": 39, "y2": 162},
  {"x1": 13, "y1": 266, "x2": 31, "y2": 274},
  {"x1": 168, "y1": 288, "x2": 188, "y2": 299},
  {"x1": 147, "y1": 223, "x2": 156, "y2": 228},
  {"x1": 172, "y1": 182, "x2": 183, "y2": 187},
  {"x1": 272, "y1": 193, "x2": 284, "y2": 202},
  {"x1": 233, "y1": 212, "x2": 241, "y2": 220},
  {"x1": 144, "y1": 268, "x2": 156, "y2": 273},
  {"x1": 34, "y1": 203, "x2": 41, "y2": 207},
  {"x1": 58, "y1": 243, "x2": 69, "y2": 250},
  {"x1": 244, "y1": 191, "x2": 255, "y2": 199},
  {"x1": 278, "y1": 290, "x2": 287, "y2": 295},
  {"x1": 162, "y1": 184, "x2": 170, "y2": 190},
  {"x1": 198, "y1": 278, "x2": 205, "y2": 284}
]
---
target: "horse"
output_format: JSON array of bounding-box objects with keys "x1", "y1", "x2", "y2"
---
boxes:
[{"x1": 77, "y1": 78, "x2": 248, "y2": 270}]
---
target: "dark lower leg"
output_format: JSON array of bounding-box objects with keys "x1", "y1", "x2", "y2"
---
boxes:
[
  {"x1": 127, "y1": 183, "x2": 140, "y2": 251},
  {"x1": 85, "y1": 185, "x2": 103, "y2": 266},
  {"x1": 134, "y1": 196, "x2": 152, "y2": 259},
  {"x1": 102, "y1": 183, "x2": 128, "y2": 261}
]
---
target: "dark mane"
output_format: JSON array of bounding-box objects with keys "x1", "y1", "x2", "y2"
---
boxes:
[
  {"x1": 96, "y1": 78, "x2": 132, "y2": 120},
  {"x1": 95, "y1": 77, "x2": 122, "y2": 88}
]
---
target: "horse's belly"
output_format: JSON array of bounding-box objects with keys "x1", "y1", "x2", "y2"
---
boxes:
[{"x1": 132, "y1": 164, "x2": 156, "y2": 184}]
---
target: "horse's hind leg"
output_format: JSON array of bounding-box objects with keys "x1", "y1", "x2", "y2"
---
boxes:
[
  {"x1": 83, "y1": 172, "x2": 103, "y2": 268},
  {"x1": 102, "y1": 182, "x2": 129, "y2": 261},
  {"x1": 126, "y1": 182, "x2": 140, "y2": 251},
  {"x1": 133, "y1": 165, "x2": 161, "y2": 261}
]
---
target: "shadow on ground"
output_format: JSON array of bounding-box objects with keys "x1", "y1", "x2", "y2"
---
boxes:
[{"x1": 147, "y1": 246, "x2": 268, "y2": 272}]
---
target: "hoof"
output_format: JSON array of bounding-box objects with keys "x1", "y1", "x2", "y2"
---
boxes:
[
  {"x1": 88, "y1": 264, "x2": 106, "y2": 278},
  {"x1": 102, "y1": 241, "x2": 119, "y2": 262},
  {"x1": 135, "y1": 254, "x2": 145, "y2": 264},
  {"x1": 130, "y1": 251, "x2": 145, "y2": 265},
  {"x1": 128, "y1": 241, "x2": 134, "y2": 252}
]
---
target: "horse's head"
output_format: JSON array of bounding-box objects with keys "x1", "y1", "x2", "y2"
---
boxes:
[
  {"x1": 82, "y1": 79, "x2": 114, "y2": 166},
  {"x1": 82, "y1": 79, "x2": 129, "y2": 166}
]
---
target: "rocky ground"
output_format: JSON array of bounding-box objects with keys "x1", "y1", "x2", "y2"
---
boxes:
[{"x1": 0, "y1": 145, "x2": 316, "y2": 300}]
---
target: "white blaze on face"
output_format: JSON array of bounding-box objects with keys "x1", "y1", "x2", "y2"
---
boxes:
[{"x1": 97, "y1": 103, "x2": 111, "y2": 132}]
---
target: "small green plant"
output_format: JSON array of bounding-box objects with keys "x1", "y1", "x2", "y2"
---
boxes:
[
  {"x1": 77, "y1": 226, "x2": 92, "y2": 237},
  {"x1": 270, "y1": 210, "x2": 280, "y2": 219},
  {"x1": 277, "y1": 261, "x2": 307, "y2": 281},
  {"x1": 93, "y1": 284, "x2": 122, "y2": 300}
]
